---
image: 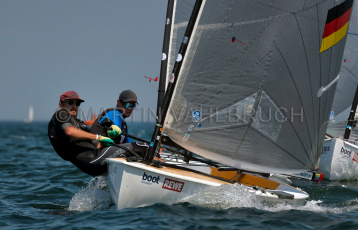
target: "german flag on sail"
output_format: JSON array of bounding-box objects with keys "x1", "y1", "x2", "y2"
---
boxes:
[{"x1": 320, "y1": 0, "x2": 354, "y2": 53}]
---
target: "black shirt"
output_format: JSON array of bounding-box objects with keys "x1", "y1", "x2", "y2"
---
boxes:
[{"x1": 48, "y1": 109, "x2": 97, "y2": 161}]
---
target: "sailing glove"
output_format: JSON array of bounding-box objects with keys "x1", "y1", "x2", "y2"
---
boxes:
[
  {"x1": 107, "y1": 125, "x2": 122, "y2": 138},
  {"x1": 98, "y1": 135, "x2": 114, "y2": 146}
]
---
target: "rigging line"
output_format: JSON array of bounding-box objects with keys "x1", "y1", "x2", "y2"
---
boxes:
[
  {"x1": 184, "y1": 0, "x2": 235, "y2": 99},
  {"x1": 348, "y1": 32, "x2": 358, "y2": 36},
  {"x1": 149, "y1": 82, "x2": 159, "y2": 90},
  {"x1": 229, "y1": 172, "x2": 240, "y2": 182},
  {"x1": 294, "y1": 13, "x2": 316, "y2": 162},
  {"x1": 273, "y1": 44, "x2": 314, "y2": 163}
]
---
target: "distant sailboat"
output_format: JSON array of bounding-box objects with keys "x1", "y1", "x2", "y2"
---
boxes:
[{"x1": 24, "y1": 106, "x2": 34, "y2": 123}]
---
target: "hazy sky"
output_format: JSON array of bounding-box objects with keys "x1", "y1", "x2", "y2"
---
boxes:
[{"x1": 0, "y1": 0, "x2": 167, "y2": 121}]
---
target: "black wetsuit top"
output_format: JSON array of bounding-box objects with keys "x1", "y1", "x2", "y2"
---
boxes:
[
  {"x1": 48, "y1": 109, "x2": 97, "y2": 162},
  {"x1": 48, "y1": 109, "x2": 148, "y2": 176}
]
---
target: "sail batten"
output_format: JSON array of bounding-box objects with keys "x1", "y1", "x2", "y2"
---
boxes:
[{"x1": 161, "y1": 0, "x2": 351, "y2": 174}]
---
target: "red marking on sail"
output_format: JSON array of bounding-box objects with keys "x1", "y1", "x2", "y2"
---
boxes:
[
  {"x1": 232, "y1": 37, "x2": 247, "y2": 46},
  {"x1": 344, "y1": 58, "x2": 353, "y2": 62}
]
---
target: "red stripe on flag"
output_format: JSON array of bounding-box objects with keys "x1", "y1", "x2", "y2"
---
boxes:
[{"x1": 323, "y1": 7, "x2": 352, "y2": 38}]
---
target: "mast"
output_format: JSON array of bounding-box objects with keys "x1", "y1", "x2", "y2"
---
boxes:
[
  {"x1": 146, "y1": 0, "x2": 204, "y2": 162},
  {"x1": 157, "y1": 0, "x2": 175, "y2": 119},
  {"x1": 344, "y1": 84, "x2": 358, "y2": 140}
]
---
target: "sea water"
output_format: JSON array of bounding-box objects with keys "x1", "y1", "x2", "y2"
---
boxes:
[{"x1": 1, "y1": 122, "x2": 358, "y2": 229}]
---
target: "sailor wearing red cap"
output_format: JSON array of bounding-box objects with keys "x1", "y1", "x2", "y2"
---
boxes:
[{"x1": 48, "y1": 91, "x2": 146, "y2": 176}]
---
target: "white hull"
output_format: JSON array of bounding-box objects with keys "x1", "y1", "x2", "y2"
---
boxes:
[
  {"x1": 319, "y1": 138, "x2": 358, "y2": 180},
  {"x1": 107, "y1": 158, "x2": 308, "y2": 209}
]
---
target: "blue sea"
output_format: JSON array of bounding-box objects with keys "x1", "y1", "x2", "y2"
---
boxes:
[{"x1": 1, "y1": 121, "x2": 358, "y2": 229}]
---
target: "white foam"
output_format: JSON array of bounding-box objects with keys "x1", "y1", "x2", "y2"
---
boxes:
[
  {"x1": 263, "y1": 199, "x2": 358, "y2": 214},
  {"x1": 181, "y1": 184, "x2": 259, "y2": 209},
  {"x1": 182, "y1": 184, "x2": 358, "y2": 214},
  {"x1": 68, "y1": 176, "x2": 112, "y2": 211},
  {"x1": 67, "y1": 179, "x2": 358, "y2": 213},
  {"x1": 10, "y1": 135, "x2": 26, "y2": 139}
]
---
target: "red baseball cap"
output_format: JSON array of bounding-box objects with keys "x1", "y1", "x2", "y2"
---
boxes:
[{"x1": 59, "y1": 91, "x2": 85, "y2": 103}]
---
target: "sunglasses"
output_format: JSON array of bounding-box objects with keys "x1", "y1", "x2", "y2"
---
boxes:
[
  {"x1": 121, "y1": 101, "x2": 137, "y2": 109},
  {"x1": 63, "y1": 99, "x2": 81, "y2": 106}
]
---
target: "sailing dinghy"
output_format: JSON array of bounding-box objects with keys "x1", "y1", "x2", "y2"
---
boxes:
[
  {"x1": 107, "y1": 0, "x2": 350, "y2": 209},
  {"x1": 319, "y1": 0, "x2": 358, "y2": 180}
]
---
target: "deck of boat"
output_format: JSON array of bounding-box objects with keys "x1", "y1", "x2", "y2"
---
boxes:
[{"x1": 111, "y1": 158, "x2": 231, "y2": 185}]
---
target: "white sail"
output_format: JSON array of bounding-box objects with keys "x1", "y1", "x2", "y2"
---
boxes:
[
  {"x1": 165, "y1": 0, "x2": 196, "y2": 90},
  {"x1": 329, "y1": 0, "x2": 358, "y2": 124},
  {"x1": 163, "y1": 0, "x2": 352, "y2": 174},
  {"x1": 24, "y1": 106, "x2": 34, "y2": 123},
  {"x1": 29, "y1": 106, "x2": 34, "y2": 122}
]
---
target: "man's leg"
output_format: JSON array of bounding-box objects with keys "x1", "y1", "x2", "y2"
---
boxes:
[{"x1": 73, "y1": 142, "x2": 149, "y2": 176}]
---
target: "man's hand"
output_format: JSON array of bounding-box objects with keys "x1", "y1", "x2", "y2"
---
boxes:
[
  {"x1": 98, "y1": 136, "x2": 115, "y2": 147},
  {"x1": 107, "y1": 125, "x2": 122, "y2": 138},
  {"x1": 154, "y1": 156, "x2": 164, "y2": 162}
]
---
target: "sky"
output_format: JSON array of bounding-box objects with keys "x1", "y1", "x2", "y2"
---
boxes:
[{"x1": 0, "y1": 0, "x2": 167, "y2": 121}]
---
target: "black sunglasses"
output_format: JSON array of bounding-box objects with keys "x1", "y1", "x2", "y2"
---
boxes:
[
  {"x1": 63, "y1": 99, "x2": 81, "y2": 106},
  {"x1": 121, "y1": 101, "x2": 136, "y2": 109}
]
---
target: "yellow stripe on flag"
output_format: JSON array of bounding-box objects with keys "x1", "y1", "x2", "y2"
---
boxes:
[{"x1": 320, "y1": 22, "x2": 349, "y2": 53}]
